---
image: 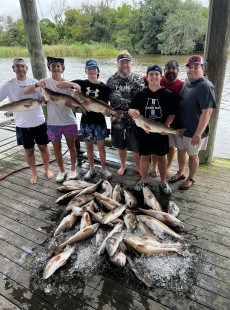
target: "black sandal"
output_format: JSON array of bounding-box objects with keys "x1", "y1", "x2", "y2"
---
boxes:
[
  {"x1": 169, "y1": 172, "x2": 186, "y2": 183},
  {"x1": 179, "y1": 179, "x2": 195, "y2": 190}
]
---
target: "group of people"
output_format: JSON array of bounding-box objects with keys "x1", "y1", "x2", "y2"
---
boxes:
[{"x1": 0, "y1": 51, "x2": 215, "y2": 195}]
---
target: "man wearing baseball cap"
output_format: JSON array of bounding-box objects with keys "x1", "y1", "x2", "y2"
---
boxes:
[
  {"x1": 128, "y1": 64, "x2": 176, "y2": 194},
  {"x1": 107, "y1": 50, "x2": 145, "y2": 176},
  {"x1": 0, "y1": 57, "x2": 54, "y2": 184},
  {"x1": 169, "y1": 55, "x2": 216, "y2": 190}
]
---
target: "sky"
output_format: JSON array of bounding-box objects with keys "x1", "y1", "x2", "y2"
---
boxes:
[{"x1": 1, "y1": 0, "x2": 210, "y2": 21}]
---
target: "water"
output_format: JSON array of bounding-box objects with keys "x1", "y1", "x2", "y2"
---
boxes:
[{"x1": 0, "y1": 55, "x2": 229, "y2": 158}]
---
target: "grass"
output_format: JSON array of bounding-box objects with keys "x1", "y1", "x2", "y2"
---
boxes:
[{"x1": 0, "y1": 43, "x2": 119, "y2": 58}]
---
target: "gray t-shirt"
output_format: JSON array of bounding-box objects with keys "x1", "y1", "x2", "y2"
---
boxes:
[{"x1": 176, "y1": 77, "x2": 216, "y2": 138}]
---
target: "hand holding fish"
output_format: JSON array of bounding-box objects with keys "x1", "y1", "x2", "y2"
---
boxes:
[
  {"x1": 103, "y1": 108, "x2": 111, "y2": 116},
  {"x1": 36, "y1": 80, "x2": 46, "y2": 88},
  {"x1": 128, "y1": 108, "x2": 140, "y2": 119},
  {"x1": 72, "y1": 83, "x2": 81, "y2": 92}
]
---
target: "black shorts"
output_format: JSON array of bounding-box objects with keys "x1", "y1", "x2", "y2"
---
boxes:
[
  {"x1": 111, "y1": 125, "x2": 140, "y2": 153},
  {"x1": 16, "y1": 123, "x2": 49, "y2": 149},
  {"x1": 138, "y1": 129, "x2": 169, "y2": 156}
]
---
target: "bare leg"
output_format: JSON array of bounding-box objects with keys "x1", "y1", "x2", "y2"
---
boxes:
[
  {"x1": 52, "y1": 139, "x2": 65, "y2": 173},
  {"x1": 156, "y1": 155, "x2": 167, "y2": 184},
  {"x1": 37, "y1": 144, "x2": 54, "y2": 179},
  {"x1": 24, "y1": 147, "x2": 37, "y2": 184},
  {"x1": 166, "y1": 146, "x2": 176, "y2": 175},
  {"x1": 97, "y1": 140, "x2": 106, "y2": 168},
  {"x1": 117, "y1": 148, "x2": 127, "y2": 175},
  {"x1": 65, "y1": 135, "x2": 77, "y2": 172},
  {"x1": 150, "y1": 154, "x2": 158, "y2": 176},
  {"x1": 133, "y1": 151, "x2": 140, "y2": 173},
  {"x1": 188, "y1": 154, "x2": 199, "y2": 179},
  {"x1": 85, "y1": 141, "x2": 95, "y2": 168},
  {"x1": 140, "y1": 155, "x2": 151, "y2": 183}
]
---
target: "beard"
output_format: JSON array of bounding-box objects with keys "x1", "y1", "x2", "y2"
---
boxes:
[
  {"x1": 118, "y1": 68, "x2": 131, "y2": 78},
  {"x1": 165, "y1": 72, "x2": 176, "y2": 83}
]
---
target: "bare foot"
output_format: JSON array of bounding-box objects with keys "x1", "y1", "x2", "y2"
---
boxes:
[
  {"x1": 117, "y1": 166, "x2": 126, "y2": 176},
  {"x1": 46, "y1": 169, "x2": 54, "y2": 179},
  {"x1": 30, "y1": 175, "x2": 37, "y2": 184},
  {"x1": 166, "y1": 170, "x2": 171, "y2": 177}
]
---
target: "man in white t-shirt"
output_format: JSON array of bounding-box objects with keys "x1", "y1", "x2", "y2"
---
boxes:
[{"x1": 0, "y1": 57, "x2": 54, "y2": 184}]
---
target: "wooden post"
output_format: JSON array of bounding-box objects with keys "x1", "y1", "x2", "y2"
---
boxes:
[
  {"x1": 19, "y1": 0, "x2": 47, "y2": 80},
  {"x1": 19, "y1": 0, "x2": 47, "y2": 118},
  {"x1": 199, "y1": 0, "x2": 230, "y2": 164}
]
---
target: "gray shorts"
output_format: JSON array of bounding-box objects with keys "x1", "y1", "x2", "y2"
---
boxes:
[
  {"x1": 111, "y1": 125, "x2": 139, "y2": 153},
  {"x1": 168, "y1": 134, "x2": 175, "y2": 147},
  {"x1": 174, "y1": 135, "x2": 209, "y2": 156}
]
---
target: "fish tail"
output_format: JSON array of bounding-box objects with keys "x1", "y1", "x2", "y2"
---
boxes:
[
  {"x1": 178, "y1": 128, "x2": 186, "y2": 137},
  {"x1": 113, "y1": 110, "x2": 123, "y2": 119},
  {"x1": 54, "y1": 245, "x2": 63, "y2": 255},
  {"x1": 176, "y1": 248, "x2": 184, "y2": 256}
]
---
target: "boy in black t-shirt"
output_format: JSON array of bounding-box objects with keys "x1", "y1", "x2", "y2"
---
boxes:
[
  {"x1": 57, "y1": 58, "x2": 112, "y2": 180},
  {"x1": 128, "y1": 64, "x2": 176, "y2": 194}
]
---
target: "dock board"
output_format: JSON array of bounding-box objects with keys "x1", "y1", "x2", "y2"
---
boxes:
[{"x1": 0, "y1": 122, "x2": 229, "y2": 310}]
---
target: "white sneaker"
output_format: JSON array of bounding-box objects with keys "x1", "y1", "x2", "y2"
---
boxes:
[
  {"x1": 84, "y1": 169, "x2": 96, "y2": 181},
  {"x1": 56, "y1": 171, "x2": 67, "y2": 183},
  {"x1": 68, "y1": 170, "x2": 77, "y2": 180},
  {"x1": 101, "y1": 169, "x2": 112, "y2": 180}
]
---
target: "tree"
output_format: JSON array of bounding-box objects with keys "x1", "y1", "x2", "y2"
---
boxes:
[
  {"x1": 50, "y1": 0, "x2": 70, "y2": 24},
  {"x1": 39, "y1": 18, "x2": 59, "y2": 45},
  {"x1": 157, "y1": 0, "x2": 207, "y2": 54},
  {"x1": 139, "y1": 0, "x2": 181, "y2": 53}
]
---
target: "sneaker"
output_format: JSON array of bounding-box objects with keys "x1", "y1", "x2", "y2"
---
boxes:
[
  {"x1": 133, "y1": 180, "x2": 148, "y2": 191},
  {"x1": 56, "y1": 171, "x2": 67, "y2": 183},
  {"x1": 84, "y1": 169, "x2": 96, "y2": 181},
  {"x1": 101, "y1": 169, "x2": 112, "y2": 180},
  {"x1": 159, "y1": 183, "x2": 172, "y2": 195},
  {"x1": 68, "y1": 170, "x2": 77, "y2": 180}
]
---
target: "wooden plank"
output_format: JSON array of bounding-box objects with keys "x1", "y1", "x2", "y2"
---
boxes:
[
  {"x1": 0, "y1": 295, "x2": 20, "y2": 310},
  {"x1": 0, "y1": 215, "x2": 48, "y2": 245}
]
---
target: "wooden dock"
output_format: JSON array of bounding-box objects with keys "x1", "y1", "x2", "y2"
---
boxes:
[{"x1": 0, "y1": 120, "x2": 230, "y2": 310}]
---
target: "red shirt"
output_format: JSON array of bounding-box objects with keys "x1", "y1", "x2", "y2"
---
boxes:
[{"x1": 160, "y1": 76, "x2": 184, "y2": 101}]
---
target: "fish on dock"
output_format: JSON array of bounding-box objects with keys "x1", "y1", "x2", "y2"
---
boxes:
[
  {"x1": 42, "y1": 246, "x2": 76, "y2": 279},
  {"x1": 54, "y1": 213, "x2": 77, "y2": 236},
  {"x1": 0, "y1": 98, "x2": 41, "y2": 112},
  {"x1": 143, "y1": 187, "x2": 163, "y2": 211}
]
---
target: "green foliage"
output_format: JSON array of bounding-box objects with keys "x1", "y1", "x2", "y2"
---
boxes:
[
  {"x1": 157, "y1": 0, "x2": 207, "y2": 54},
  {"x1": 0, "y1": 0, "x2": 209, "y2": 55}
]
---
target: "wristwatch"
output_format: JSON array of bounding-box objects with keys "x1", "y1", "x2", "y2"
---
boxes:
[{"x1": 195, "y1": 133, "x2": 201, "y2": 138}]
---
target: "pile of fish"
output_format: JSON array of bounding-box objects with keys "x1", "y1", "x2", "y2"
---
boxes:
[{"x1": 41, "y1": 178, "x2": 188, "y2": 288}]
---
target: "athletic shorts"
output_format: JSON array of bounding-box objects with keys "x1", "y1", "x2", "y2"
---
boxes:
[
  {"x1": 111, "y1": 125, "x2": 139, "y2": 153},
  {"x1": 168, "y1": 134, "x2": 175, "y2": 148},
  {"x1": 80, "y1": 122, "x2": 108, "y2": 142},
  {"x1": 139, "y1": 130, "x2": 169, "y2": 156},
  {"x1": 174, "y1": 135, "x2": 209, "y2": 156},
  {"x1": 16, "y1": 122, "x2": 49, "y2": 149},
  {"x1": 47, "y1": 124, "x2": 78, "y2": 142}
]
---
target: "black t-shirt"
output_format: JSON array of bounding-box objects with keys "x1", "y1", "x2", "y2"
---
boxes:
[
  {"x1": 130, "y1": 87, "x2": 176, "y2": 124},
  {"x1": 72, "y1": 79, "x2": 111, "y2": 124}
]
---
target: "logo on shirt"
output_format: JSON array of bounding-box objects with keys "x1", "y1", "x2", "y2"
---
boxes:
[
  {"x1": 145, "y1": 98, "x2": 162, "y2": 119},
  {"x1": 86, "y1": 87, "x2": 99, "y2": 98}
]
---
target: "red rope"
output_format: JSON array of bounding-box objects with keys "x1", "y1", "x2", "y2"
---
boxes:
[{"x1": 0, "y1": 134, "x2": 81, "y2": 181}]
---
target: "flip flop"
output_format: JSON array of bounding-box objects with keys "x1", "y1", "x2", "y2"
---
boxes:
[
  {"x1": 169, "y1": 172, "x2": 186, "y2": 183},
  {"x1": 179, "y1": 179, "x2": 195, "y2": 190},
  {"x1": 150, "y1": 169, "x2": 158, "y2": 177}
]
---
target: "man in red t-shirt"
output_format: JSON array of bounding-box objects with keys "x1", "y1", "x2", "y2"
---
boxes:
[{"x1": 150, "y1": 59, "x2": 184, "y2": 177}]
